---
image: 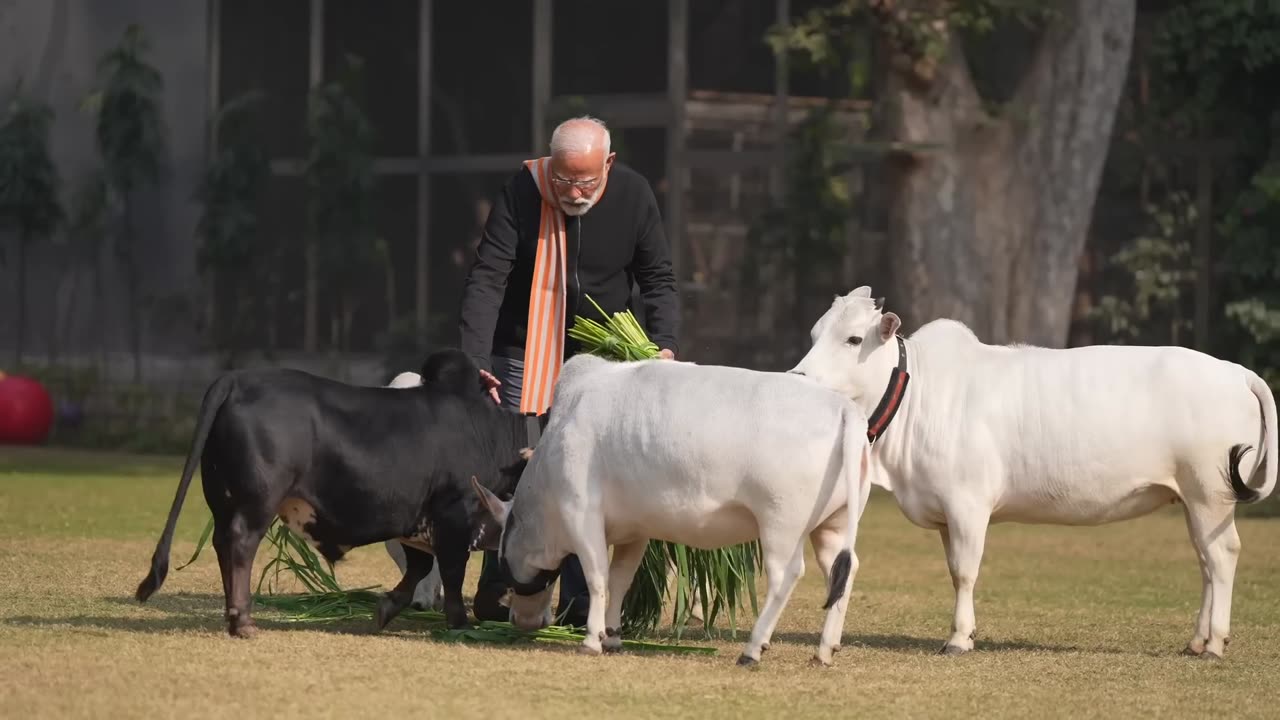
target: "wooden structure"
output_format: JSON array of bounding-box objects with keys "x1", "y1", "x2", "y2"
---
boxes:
[{"x1": 204, "y1": 0, "x2": 873, "y2": 360}]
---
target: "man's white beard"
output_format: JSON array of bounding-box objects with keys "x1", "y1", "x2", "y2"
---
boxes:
[{"x1": 558, "y1": 183, "x2": 605, "y2": 217}]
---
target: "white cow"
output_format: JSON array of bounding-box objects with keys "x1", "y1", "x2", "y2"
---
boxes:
[
  {"x1": 382, "y1": 370, "x2": 444, "y2": 612},
  {"x1": 382, "y1": 370, "x2": 705, "y2": 622},
  {"x1": 788, "y1": 286, "x2": 1278, "y2": 659},
  {"x1": 468, "y1": 353, "x2": 872, "y2": 666}
]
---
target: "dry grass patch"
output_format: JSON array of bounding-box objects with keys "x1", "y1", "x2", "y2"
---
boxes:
[{"x1": 2, "y1": 446, "x2": 1280, "y2": 718}]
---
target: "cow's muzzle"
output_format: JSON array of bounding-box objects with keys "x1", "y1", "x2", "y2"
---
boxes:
[{"x1": 499, "y1": 555, "x2": 561, "y2": 597}]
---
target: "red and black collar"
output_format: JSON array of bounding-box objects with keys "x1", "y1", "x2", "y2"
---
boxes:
[{"x1": 866, "y1": 335, "x2": 909, "y2": 444}]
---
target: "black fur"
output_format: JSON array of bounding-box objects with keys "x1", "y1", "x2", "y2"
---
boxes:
[
  {"x1": 822, "y1": 549, "x2": 852, "y2": 610},
  {"x1": 134, "y1": 347, "x2": 547, "y2": 636},
  {"x1": 1227, "y1": 443, "x2": 1261, "y2": 503}
]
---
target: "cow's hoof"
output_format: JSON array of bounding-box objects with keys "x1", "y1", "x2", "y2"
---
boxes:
[
  {"x1": 1180, "y1": 645, "x2": 1204, "y2": 657},
  {"x1": 375, "y1": 600, "x2": 396, "y2": 630},
  {"x1": 810, "y1": 655, "x2": 833, "y2": 668},
  {"x1": 938, "y1": 644, "x2": 968, "y2": 656},
  {"x1": 229, "y1": 622, "x2": 257, "y2": 639},
  {"x1": 602, "y1": 627, "x2": 623, "y2": 652},
  {"x1": 1199, "y1": 650, "x2": 1224, "y2": 662},
  {"x1": 577, "y1": 644, "x2": 603, "y2": 657},
  {"x1": 760, "y1": 642, "x2": 769, "y2": 653},
  {"x1": 736, "y1": 654, "x2": 759, "y2": 668}
]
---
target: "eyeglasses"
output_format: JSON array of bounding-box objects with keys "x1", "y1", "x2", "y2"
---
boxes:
[{"x1": 550, "y1": 174, "x2": 601, "y2": 190}]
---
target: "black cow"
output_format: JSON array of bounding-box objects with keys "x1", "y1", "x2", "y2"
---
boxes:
[{"x1": 134, "y1": 348, "x2": 545, "y2": 637}]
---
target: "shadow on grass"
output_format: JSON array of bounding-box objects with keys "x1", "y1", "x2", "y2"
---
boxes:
[
  {"x1": 763, "y1": 630, "x2": 1132, "y2": 656},
  {"x1": 4, "y1": 592, "x2": 718, "y2": 659},
  {"x1": 4, "y1": 607, "x2": 447, "y2": 640},
  {"x1": 2, "y1": 611, "x2": 706, "y2": 660}
]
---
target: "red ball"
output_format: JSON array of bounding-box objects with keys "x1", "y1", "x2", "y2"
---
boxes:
[{"x1": 0, "y1": 374, "x2": 55, "y2": 445}]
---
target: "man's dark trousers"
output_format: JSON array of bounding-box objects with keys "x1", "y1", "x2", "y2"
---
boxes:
[{"x1": 475, "y1": 353, "x2": 590, "y2": 624}]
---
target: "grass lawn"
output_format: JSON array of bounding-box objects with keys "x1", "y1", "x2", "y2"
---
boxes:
[{"x1": 2, "y1": 445, "x2": 1280, "y2": 719}]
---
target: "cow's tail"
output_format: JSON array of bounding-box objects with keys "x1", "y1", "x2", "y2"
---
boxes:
[
  {"x1": 823, "y1": 406, "x2": 870, "y2": 610},
  {"x1": 1233, "y1": 373, "x2": 1279, "y2": 504},
  {"x1": 135, "y1": 374, "x2": 233, "y2": 602}
]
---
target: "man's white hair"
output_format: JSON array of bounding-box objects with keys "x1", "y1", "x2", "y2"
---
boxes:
[{"x1": 549, "y1": 116, "x2": 611, "y2": 157}]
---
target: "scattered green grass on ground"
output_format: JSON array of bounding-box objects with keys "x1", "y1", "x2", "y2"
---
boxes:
[{"x1": 2, "y1": 445, "x2": 1280, "y2": 719}]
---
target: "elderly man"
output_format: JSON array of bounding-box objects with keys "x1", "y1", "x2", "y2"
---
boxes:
[{"x1": 457, "y1": 115, "x2": 681, "y2": 626}]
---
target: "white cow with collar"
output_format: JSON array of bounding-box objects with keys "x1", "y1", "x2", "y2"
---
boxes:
[
  {"x1": 788, "y1": 286, "x2": 1278, "y2": 659},
  {"x1": 468, "y1": 353, "x2": 872, "y2": 666}
]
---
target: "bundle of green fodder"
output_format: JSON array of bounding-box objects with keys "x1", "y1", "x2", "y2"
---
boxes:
[
  {"x1": 566, "y1": 296, "x2": 763, "y2": 637},
  {"x1": 180, "y1": 517, "x2": 714, "y2": 654}
]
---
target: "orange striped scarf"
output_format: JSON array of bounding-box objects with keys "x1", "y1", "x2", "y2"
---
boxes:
[{"x1": 519, "y1": 157, "x2": 608, "y2": 415}]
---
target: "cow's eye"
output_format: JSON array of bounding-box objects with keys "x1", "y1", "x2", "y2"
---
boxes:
[{"x1": 846, "y1": 336, "x2": 862, "y2": 346}]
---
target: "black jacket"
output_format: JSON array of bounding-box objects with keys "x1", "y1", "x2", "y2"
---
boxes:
[{"x1": 458, "y1": 161, "x2": 681, "y2": 373}]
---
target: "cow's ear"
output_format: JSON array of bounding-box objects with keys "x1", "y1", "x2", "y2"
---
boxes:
[
  {"x1": 469, "y1": 476, "x2": 511, "y2": 552},
  {"x1": 471, "y1": 519, "x2": 500, "y2": 552},
  {"x1": 879, "y1": 312, "x2": 901, "y2": 342},
  {"x1": 849, "y1": 286, "x2": 872, "y2": 299},
  {"x1": 470, "y1": 476, "x2": 511, "y2": 527}
]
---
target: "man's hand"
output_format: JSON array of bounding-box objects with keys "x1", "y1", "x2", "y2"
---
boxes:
[
  {"x1": 658, "y1": 348, "x2": 676, "y2": 361},
  {"x1": 479, "y1": 369, "x2": 502, "y2": 404}
]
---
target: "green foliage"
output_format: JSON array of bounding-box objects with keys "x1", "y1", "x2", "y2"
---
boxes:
[
  {"x1": 1087, "y1": 192, "x2": 1197, "y2": 344},
  {"x1": 85, "y1": 22, "x2": 167, "y2": 383},
  {"x1": 1121, "y1": 1, "x2": 1280, "y2": 391},
  {"x1": 64, "y1": 169, "x2": 117, "y2": 260},
  {"x1": 0, "y1": 92, "x2": 65, "y2": 246},
  {"x1": 195, "y1": 91, "x2": 270, "y2": 276},
  {"x1": 305, "y1": 53, "x2": 385, "y2": 353},
  {"x1": 0, "y1": 90, "x2": 66, "y2": 363},
  {"x1": 87, "y1": 24, "x2": 166, "y2": 196},
  {"x1": 194, "y1": 91, "x2": 272, "y2": 366},
  {"x1": 1148, "y1": 0, "x2": 1280, "y2": 138},
  {"x1": 1218, "y1": 159, "x2": 1280, "y2": 388},
  {"x1": 749, "y1": 107, "x2": 856, "y2": 268},
  {"x1": 766, "y1": 0, "x2": 1056, "y2": 91}
]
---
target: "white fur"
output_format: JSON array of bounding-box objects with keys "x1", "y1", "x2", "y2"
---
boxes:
[
  {"x1": 381, "y1": 370, "x2": 444, "y2": 611},
  {"x1": 475, "y1": 354, "x2": 872, "y2": 666},
  {"x1": 789, "y1": 285, "x2": 1279, "y2": 658}
]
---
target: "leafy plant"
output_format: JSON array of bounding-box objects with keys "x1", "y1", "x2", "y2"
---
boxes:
[
  {"x1": 305, "y1": 53, "x2": 383, "y2": 365},
  {"x1": 1088, "y1": 191, "x2": 1198, "y2": 345},
  {"x1": 85, "y1": 23, "x2": 167, "y2": 383},
  {"x1": 60, "y1": 169, "x2": 118, "y2": 373},
  {"x1": 1218, "y1": 159, "x2": 1280, "y2": 389},
  {"x1": 194, "y1": 91, "x2": 272, "y2": 369},
  {"x1": 743, "y1": 106, "x2": 857, "y2": 362},
  {"x1": 0, "y1": 90, "x2": 65, "y2": 365}
]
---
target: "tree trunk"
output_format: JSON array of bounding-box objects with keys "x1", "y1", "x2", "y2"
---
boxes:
[
  {"x1": 58, "y1": 259, "x2": 82, "y2": 364},
  {"x1": 123, "y1": 196, "x2": 143, "y2": 383},
  {"x1": 94, "y1": 244, "x2": 107, "y2": 377},
  {"x1": 878, "y1": 0, "x2": 1136, "y2": 347},
  {"x1": 16, "y1": 232, "x2": 28, "y2": 367}
]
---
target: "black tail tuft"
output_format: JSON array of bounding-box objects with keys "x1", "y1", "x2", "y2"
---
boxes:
[
  {"x1": 822, "y1": 550, "x2": 852, "y2": 610},
  {"x1": 1227, "y1": 443, "x2": 1260, "y2": 504},
  {"x1": 135, "y1": 553, "x2": 168, "y2": 602}
]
